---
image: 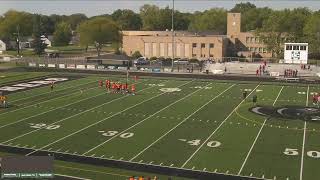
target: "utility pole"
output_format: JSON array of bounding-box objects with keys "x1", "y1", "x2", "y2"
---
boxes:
[
  {"x1": 16, "y1": 25, "x2": 20, "y2": 56},
  {"x1": 171, "y1": 0, "x2": 175, "y2": 72}
]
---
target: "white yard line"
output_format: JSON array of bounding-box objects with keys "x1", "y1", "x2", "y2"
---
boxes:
[
  {"x1": 1, "y1": 80, "x2": 150, "y2": 144},
  {"x1": 238, "y1": 86, "x2": 284, "y2": 175},
  {"x1": 10, "y1": 79, "x2": 97, "y2": 103},
  {"x1": 181, "y1": 84, "x2": 260, "y2": 168},
  {"x1": 25, "y1": 80, "x2": 190, "y2": 156},
  {"x1": 55, "y1": 165, "x2": 129, "y2": 178},
  {"x1": 300, "y1": 85, "x2": 309, "y2": 180},
  {"x1": 0, "y1": 86, "x2": 103, "y2": 130},
  {"x1": 82, "y1": 81, "x2": 198, "y2": 155},
  {"x1": 22, "y1": 145, "x2": 266, "y2": 180},
  {"x1": 0, "y1": 80, "x2": 97, "y2": 116},
  {"x1": 55, "y1": 173, "x2": 91, "y2": 180},
  {"x1": 130, "y1": 84, "x2": 235, "y2": 161}
]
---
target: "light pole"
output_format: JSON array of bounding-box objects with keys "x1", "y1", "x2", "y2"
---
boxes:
[{"x1": 171, "y1": 0, "x2": 175, "y2": 72}]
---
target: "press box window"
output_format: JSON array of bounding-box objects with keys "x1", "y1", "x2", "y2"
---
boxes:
[
  {"x1": 192, "y1": 43, "x2": 197, "y2": 48},
  {"x1": 201, "y1": 43, "x2": 205, "y2": 48},
  {"x1": 209, "y1": 43, "x2": 214, "y2": 48}
]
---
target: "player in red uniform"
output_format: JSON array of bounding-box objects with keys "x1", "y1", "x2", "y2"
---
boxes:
[
  {"x1": 106, "y1": 80, "x2": 111, "y2": 91},
  {"x1": 121, "y1": 83, "x2": 126, "y2": 93},
  {"x1": 125, "y1": 83, "x2": 129, "y2": 93},
  {"x1": 131, "y1": 84, "x2": 136, "y2": 95},
  {"x1": 312, "y1": 94, "x2": 318, "y2": 105},
  {"x1": 111, "y1": 82, "x2": 116, "y2": 93},
  {"x1": 116, "y1": 83, "x2": 121, "y2": 93}
]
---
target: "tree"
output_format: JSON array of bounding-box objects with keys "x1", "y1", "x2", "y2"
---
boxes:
[
  {"x1": 131, "y1": 51, "x2": 142, "y2": 59},
  {"x1": 257, "y1": 8, "x2": 311, "y2": 58},
  {"x1": 0, "y1": 10, "x2": 33, "y2": 41},
  {"x1": 304, "y1": 12, "x2": 320, "y2": 54},
  {"x1": 67, "y1": 13, "x2": 87, "y2": 30},
  {"x1": 53, "y1": 22, "x2": 72, "y2": 46},
  {"x1": 78, "y1": 17, "x2": 121, "y2": 56},
  {"x1": 231, "y1": 2, "x2": 256, "y2": 13},
  {"x1": 140, "y1": 4, "x2": 191, "y2": 31},
  {"x1": 32, "y1": 15, "x2": 47, "y2": 56},
  {"x1": 140, "y1": 4, "x2": 161, "y2": 30},
  {"x1": 188, "y1": 8, "x2": 227, "y2": 33},
  {"x1": 111, "y1": 9, "x2": 142, "y2": 30}
]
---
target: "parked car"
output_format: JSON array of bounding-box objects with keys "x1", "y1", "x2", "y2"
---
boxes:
[
  {"x1": 174, "y1": 59, "x2": 189, "y2": 64},
  {"x1": 134, "y1": 57, "x2": 149, "y2": 65}
]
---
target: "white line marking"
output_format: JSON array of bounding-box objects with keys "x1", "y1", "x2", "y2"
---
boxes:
[
  {"x1": 55, "y1": 165, "x2": 129, "y2": 178},
  {"x1": 300, "y1": 85, "x2": 309, "y2": 180},
  {"x1": 203, "y1": 168, "x2": 206, "y2": 171},
  {"x1": 55, "y1": 173, "x2": 91, "y2": 180},
  {"x1": 238, "y1": 86, "x2": 284, "y2": 175},
  {"x1": 130, "y1": 84, "x2": 234, "y2": 161},
  {"x1": 100, "y1": 155, "x2": 104, "y2": 158},
  {"x1": 82, "y1": 81, "x2": 196, "y2": 155},
  {"x1": 170, "y1": 164, "x2": 174, "y2": 167},
  {"x1": 25, "y1": 80, "x2": 184, "y2": 156},
  {"x1": 181, "y1": 84, "x2": 260, "y2": 168},
  {"x1": 0, "y1": 80, "x2": 97, "y2": 116},
  {"x1": 0, "y1": 86, "x2": 104, "y2": 130},
  {"x1": 160, "y1": 162, "x2": 163, "y2": 166},
  {"x1": 139, "y1": 160, "x2": 143, "y2": 163},
  {"x1": 2, "y1": 81, "x2": 150, "y2": 144}
]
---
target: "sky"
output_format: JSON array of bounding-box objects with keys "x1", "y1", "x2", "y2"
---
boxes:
[{"x1": 0, "y1": 0, "x2": 319, "y2": 17}]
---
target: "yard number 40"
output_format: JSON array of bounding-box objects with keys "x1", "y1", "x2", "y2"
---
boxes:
[{"x1": 284, "y1": 148, "x2": 320, "y2": 158}]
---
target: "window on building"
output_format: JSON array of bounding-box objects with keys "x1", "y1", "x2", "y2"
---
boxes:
[
  {"x1": 251, "y1": 37, "x2": 255, "y2": 43},
  {"x1": 203, "y1": 54, "x2": 206, "y2": 57},
  {"x1": 263, "y1": 48, "x2": 267, "y2": 53},
  {"x1": 201, "y1": 43, "x2": 205, "y2": 48},
  {"x1": 259, "y1": 47, "x2": 263, "y2": 53},
  {"x1": 209, "y1": 54, "x2": 214, "y2": 57},
  {"x1": 286, "y1": 45, "x2": 290, "y2": 50},
  {"x1": 192, "y1": 43, "x2": 197, "y2": 48},
  {"x1": 255, "y1": 37, "x2": 259, "y2": 43},
  {"x1": 209, "y1": 43, "x2": 214, "y2": 48},
  {"x1": 192, "y1": 54, "x2": 196, "y2": 57},
  {"x1": 246, "y1": 37, "x2": 250, "y2": 43},
  {"x1": 293, "y1": 46, "x2": 299, "y2": 50},
  {"x1": 300, "y1": 46, "x2": 306, "y2": 50}
]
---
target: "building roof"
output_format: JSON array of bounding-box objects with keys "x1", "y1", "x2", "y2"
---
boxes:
[{"x1": 122, "y1": 30, "x2": 225, "y2": 38}]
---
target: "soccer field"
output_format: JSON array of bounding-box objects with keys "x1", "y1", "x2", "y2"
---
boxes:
[{"x1": 0, "y1": 72, "x2": 319, "y2": 180}]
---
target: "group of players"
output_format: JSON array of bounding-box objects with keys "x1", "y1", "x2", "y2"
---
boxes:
[{"x1": 99, "y1": 79, "x2": 136, "y2": 95}]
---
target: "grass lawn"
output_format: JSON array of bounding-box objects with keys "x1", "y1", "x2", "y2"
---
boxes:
[{"x1": 0, "y1": 72, "x2": 319, "y2": 180}]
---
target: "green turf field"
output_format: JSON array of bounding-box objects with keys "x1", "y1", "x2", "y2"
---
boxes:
[{"x1": 0, "y1": 72, "x2": 319, "y2": 180}]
